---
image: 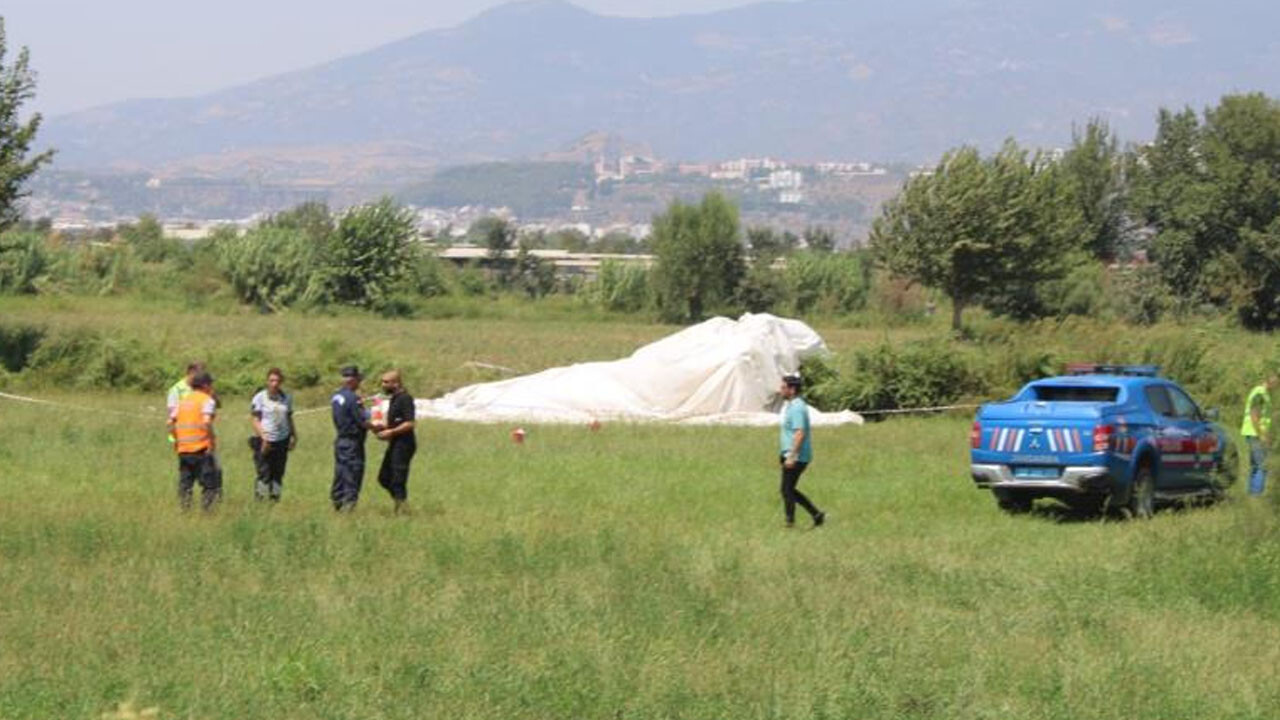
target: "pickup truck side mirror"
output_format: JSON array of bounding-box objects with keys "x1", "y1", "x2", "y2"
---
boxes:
[{"x1": 1204, "y1": 408, "x2": 1220, "y2": 421}]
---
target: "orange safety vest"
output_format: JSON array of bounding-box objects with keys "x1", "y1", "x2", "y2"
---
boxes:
[{"x1": 173, "y1": 391, "x2": 214, "y2": 454}]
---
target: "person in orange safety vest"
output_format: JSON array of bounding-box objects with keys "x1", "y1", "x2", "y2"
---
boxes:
[{"x1": 168, "y1": 371, "x2": 221, "y2": 511}]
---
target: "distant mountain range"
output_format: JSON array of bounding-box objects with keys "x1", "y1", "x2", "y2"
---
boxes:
[{"x1": 42, "y1": 0, "x2": 1280, "y2": 178}]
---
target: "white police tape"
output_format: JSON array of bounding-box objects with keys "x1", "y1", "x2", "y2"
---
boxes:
[
  {"x1": 0, "y1": 389, "x2": 981, "y2": 422},
  {"x1": 0, "y1": 390, "x2": 157, "y2": 421},
  {"x1": 0, "y1": 390, "x2": 332, "y2": 421},
  {"x1": 858, "y1": 403, "x2": 981, "y2": 417}
]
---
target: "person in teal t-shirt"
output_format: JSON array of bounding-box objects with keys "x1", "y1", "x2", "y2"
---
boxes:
[{"x1": 778, "y1": 373, "x2": 824, "y2": 528}]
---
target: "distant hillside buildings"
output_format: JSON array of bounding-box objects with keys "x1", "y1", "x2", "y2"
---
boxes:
[
  {"x1": 25, "y1": 150, "x2": 893, "y2": 242},
  {"x1": 591, "y1": 154, "x2": 888, "y2": 207}
]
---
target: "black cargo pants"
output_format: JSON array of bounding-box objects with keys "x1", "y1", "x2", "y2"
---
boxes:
[
  {"x1": 178, "y1": 451, "x2": 221, "y2": 512},
  {"x1": 251, "y1": 437, "x2": 290, "y2": 501}
]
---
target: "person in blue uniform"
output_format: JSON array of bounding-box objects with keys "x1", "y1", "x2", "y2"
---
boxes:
[
  {"x1": 330, "y1": 365, "x2": 369, "y2": 511},
  {"x1": 778, "y1": 373, "x2": 825, "y2": 528}
]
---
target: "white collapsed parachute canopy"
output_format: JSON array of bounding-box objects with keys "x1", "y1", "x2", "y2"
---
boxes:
[{"x1": 419, "y1": 313, "x2": 863, "y2": 426}]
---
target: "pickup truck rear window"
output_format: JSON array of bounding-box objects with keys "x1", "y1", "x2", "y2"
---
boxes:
[{"x1": 1031, "y1": 386, "x2": 1119, "y2": 402}]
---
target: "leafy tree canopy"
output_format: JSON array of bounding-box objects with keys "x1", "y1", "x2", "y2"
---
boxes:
[{"x1": 0, "y1": 18, "x2": 55, "y2": 231}]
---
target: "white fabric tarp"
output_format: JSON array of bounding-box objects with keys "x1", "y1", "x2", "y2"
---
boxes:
[{"x1": 419, "y1": 313, "x2": 863, "y2": 426}]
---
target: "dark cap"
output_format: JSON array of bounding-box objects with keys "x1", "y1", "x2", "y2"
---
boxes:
[
  {"x1": 340, "y1": 365, "x2": 362, "y2": 378},
  {"x1": 782, "y1": 373, "x2": 802, "y2": 389}
]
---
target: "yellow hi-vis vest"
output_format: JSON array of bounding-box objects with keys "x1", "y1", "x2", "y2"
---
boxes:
[
  {"x1": 173, "y1": 391, "x2": 214, "y2": 454},
  {"x1": 1241, "y1": 385, "x2": 1272, "y2": 437},
  {"x1": 166, "y1": 378, "x2": 192, "y2": 444}
]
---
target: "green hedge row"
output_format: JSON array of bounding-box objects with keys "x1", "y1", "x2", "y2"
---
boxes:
[{"x1": 802, "y1": 318, "x2": 1275, "y2": 424}]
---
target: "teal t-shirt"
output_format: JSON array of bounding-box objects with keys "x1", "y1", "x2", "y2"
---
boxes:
[{"x1": 779, "y1": 397, "x2": 813, "y2": 463}]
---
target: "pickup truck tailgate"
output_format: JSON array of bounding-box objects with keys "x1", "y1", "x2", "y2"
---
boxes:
[
  {"x1": 984, "y1": 425, "x2": 1089, "y2": 454},
  {"x1": 975, "y1": 402, "x2": 1108, "y2": 459}
]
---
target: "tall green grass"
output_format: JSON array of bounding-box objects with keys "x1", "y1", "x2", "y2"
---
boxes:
[
  {"x1": 2, "y1": 303, "x2": 1279, "y2": 718},
  {"x1": 0, "y1": 296, "x2": 937, "y2": 401},
  {"x1": 1, "y1": 389, "x2": 1277, "y2": 719}
]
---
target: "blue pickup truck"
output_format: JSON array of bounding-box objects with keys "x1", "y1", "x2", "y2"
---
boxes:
[{"x1": 970, "y1": 364, "x2": 1237, "y2": 517}]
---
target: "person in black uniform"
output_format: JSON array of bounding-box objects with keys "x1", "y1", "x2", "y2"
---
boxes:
[
  {"x1": 374, "y1": 369, "x2": 417, "y2": 514},
  {"x1": 330, "y1": 365, "x2": 369, "y2": 511}
]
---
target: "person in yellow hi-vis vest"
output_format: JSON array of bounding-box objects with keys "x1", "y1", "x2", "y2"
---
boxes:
[
  {"x1": 168, "y1": 372, "x2": 220, "y2": 511},
  {"x1": 1241, "y1": 372, "x2": 1278, "y2": 497},
  {"x1": 165, "y1": 361, "x2": 204, "y2": 444}
]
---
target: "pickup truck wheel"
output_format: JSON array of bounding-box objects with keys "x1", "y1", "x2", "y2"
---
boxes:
[
  {"x1": 994, "y1": 489, "x2": 1033, "y2": 514},
  {"x1": 1128, "y1": 464, "x2": 1155, "y2": 519}
]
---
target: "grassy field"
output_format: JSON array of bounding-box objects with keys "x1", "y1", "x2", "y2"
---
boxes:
[{"x1": 1, "y1": 308, "x2": 1279, "y2": 719}]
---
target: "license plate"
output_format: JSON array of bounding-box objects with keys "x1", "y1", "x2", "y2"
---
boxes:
[{"x1": 1013, "y1": 466, "x2": 1060, "y2": 479}]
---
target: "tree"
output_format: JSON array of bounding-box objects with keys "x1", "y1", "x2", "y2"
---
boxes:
[
  {"x1": 0, "y1": 18, "x2": 54, "y2": 231},
  {"x1": 262, "y1": 201, "x2": 335, "y2": 245},
  {"x1": 471, "y1": 216, "x2": 515, "y2": 256},
  {"x1": 549, "y1": 228, "x2": 589, "y2": 252},
  {"x1": 870, "y1": 142, "x2": 1083, "y2": 330},
  {"x1": 650, "y1": 192, "x2": 746, "y2": 322},
  {"x1": 746, "y1": 226, "x2": 793, "y2": 264},
  {"x1": 326, "y1": 198, "x2": 419, "y2": 307},
  {"x1": 120, "y1": 214, "x2": 182, "y2": 263},
  {"x1": 519, "y1": 229, "x2": 549, "y2": 250},
  {"x1": 1235, "y1": 218, "x2": 1280, "y2": 329},
  {"x1": 596, "y1": 230, "x2": 646, "y2": 254},
  {"x1": 803, "y1": 226, "x2": 836, "y2": 253},
  {"x1": 978, "y1": 143, "x2": 1088, "y2": 321},
  {"x1": 512, "y1": 239, "x2": 556, "y2": 299},
  {"x1": 1060, "y1": 118, "x2": 1128, "y2": 260},
  {"x1": 471, "y1": 216, "x2": 516, "y2": 287},
  {"x1": 1130, "y1": 94, "x2": 1280, "y2": 317},
  {"x1": 739, "y1": 226, "x2": 791, "y2": 313}
]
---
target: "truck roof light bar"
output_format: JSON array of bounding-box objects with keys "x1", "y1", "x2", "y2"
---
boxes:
[{"x1": 1064, "y1": 363, "x2": 1160, "y2": 377}]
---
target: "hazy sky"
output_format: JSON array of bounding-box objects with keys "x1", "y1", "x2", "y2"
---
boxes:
[{"x1": 4, "y1": 0, "x2": 769, "y2": 117}]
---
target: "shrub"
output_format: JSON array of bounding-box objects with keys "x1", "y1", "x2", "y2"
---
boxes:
[
  {"x1": 120, "y1": 215, "x2": 183, "y2": 263},
  {"x1": 797, "y1": 354, "x2": 844, "y2": 411},
  {"x1": 805, "y1": 339, "x2": 989, "y2": 414},
  {"x1": 589, "y1": 260, "x2": 650, "y2": 313},
  {"x1": 457, "y1": 264, "x2": 489, "y2": 297},
  {"x1": 1110, "y1": 264, "x2": 1169, "y2": 326},
  {"x1": 736, "y1": 264, "x2": 788, "y2": 314},
  {"x1": 215, "y1": 226, "x2": 327, "y2": 311},
  {"x1": 0, "y1": 231, "x2": 47, "y2": 294},
  {"x1": 22, "y1": 327, "x2": 169, "y2": 391},
  {"x1": 373, "y1": 293, "x2": 419, "y2": 319},
  {"x1": 1039, "y1": 260, "x2": 1109, "y2": 319},
  {"x1": 866, "y1": 274, "x2": 931, "y2": 322},
  {"x1": 785, "y1": 251, "x2": 871, "y2": 315},
  {"x1": 43, "y1": 242, "x2": 136, "y2": 296},
  {"x1": 847, "y1": 339, "x2": 986, "y2": 412},
  {"x1": 409, "y1": 251, "x2": 452, "y2": 298}
]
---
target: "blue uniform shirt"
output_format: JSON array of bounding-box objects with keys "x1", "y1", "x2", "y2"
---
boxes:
[
  {"x1": 779, "y1": 397, "x2": 813, "y2": 463},
  {"x1": 331, "y1": 386, "x2": 367, "y2": 439}
]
